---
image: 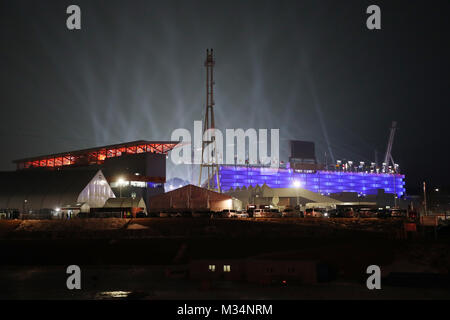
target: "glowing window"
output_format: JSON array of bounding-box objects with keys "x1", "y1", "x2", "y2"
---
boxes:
[
  {"x1": 223, "y1": 265, "x2": 231, "y2": 272},
  {"x1": 208, "y1": 265, "x2": 215, "y2": 272}
]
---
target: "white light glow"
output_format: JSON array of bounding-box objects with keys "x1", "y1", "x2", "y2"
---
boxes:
[{"x1": 293, "y1": 180, "x2": 302, "y2": 188}]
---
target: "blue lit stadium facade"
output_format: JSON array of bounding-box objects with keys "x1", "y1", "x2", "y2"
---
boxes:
[{"x1": 217, "y1": 166, "x2": 406, "y2": 197}]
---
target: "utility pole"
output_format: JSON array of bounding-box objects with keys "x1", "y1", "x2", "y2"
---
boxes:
[
  {"x1": 198, "y1": 49, "x2": 221, "y2": 192},
  {"x1": 423, "y1": 181, "x2": 428, "y2": 216},
  {"x1": 393, "y1": 175, "x2": 397, "y2": 208}
]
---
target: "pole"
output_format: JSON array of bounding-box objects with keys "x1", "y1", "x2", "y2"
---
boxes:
[
  {"x1": 423, "y1": 181, "x2": 427, "y2": 216},
  {"x1": 393, "y1": 174, "x2": 397, "y2": 208}
]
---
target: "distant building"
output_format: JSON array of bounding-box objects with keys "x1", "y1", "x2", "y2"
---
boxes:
[{"x1": 0, "y1": 169, "x2": 114, "y2": 217}]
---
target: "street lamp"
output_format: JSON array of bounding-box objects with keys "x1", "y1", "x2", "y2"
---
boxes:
[
  {"x1": 117, "y1": 177, "x2": 126, "y2": 197},
  {"x1": 293, "y1": 180, "x2": 302, "y2": 209}
]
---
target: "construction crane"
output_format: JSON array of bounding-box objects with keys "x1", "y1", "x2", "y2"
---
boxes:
[
  {"x1": 383, "y1": 121, "x2": 397, "y2": 173},
  {"x1": 198, "y1": 49, "x2": 221, "y2": 192}
]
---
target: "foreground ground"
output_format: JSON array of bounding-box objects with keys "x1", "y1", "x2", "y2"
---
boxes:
[
  {"x1": 1, "y1": 218, "x2": 449, "y2": 299},
  {"x1": 2, "y1": 265, "x2": 450, "y2": 300}
]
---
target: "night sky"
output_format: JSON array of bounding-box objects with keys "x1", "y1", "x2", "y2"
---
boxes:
[{"x1": 1, "y1": 0, "x2": 449, "y2": 192}]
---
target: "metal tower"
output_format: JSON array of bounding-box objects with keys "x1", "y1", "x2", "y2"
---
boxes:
[
  {"x1": 383, "y1": 121, "x2": 397, "y2": 172},
  {"x1": 198, "y1": 49, "x2": 221, "y2": 192}
]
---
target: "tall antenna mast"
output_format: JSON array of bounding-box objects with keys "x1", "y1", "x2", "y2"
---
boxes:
[{"x1": 198, "y1": 49, "x2": 221, "y2": 192}]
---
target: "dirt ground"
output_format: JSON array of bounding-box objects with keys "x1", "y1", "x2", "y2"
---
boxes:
[
  {"x1": 1, "y1": 217, "x2": 449, "y2": 299},
  {"x1": 0, "y1": 217, "x2": 405, "y2": 239}
]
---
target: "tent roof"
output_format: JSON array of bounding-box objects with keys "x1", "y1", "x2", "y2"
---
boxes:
[
  {"x1": 0, "y1": 169, "x2": 103, "y2": 210},
  {"x1": 152, "y1": 184, "x2": 231, "y2": 201}
]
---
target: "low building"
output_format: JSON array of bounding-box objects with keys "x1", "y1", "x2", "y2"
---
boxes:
[
  {"x1": 227, "y1": 184, "x2": 410, "y2": 211},
  {"x1": 100, "y1": 197, "x2": 147, "y2": 217},
  {"x1": 189, "y1": 252, "x2": 318, "y2": 285},
  {"x1": 60, "y1": 203, "x2": 90, "y2": 218},
  {"x1": 226, "y1": 184, "x2": 340, "y2": 210},
  {"x1": 189, "y1": 259, "x2": 245, "y2": 282},
  {"x1": 148, "y1": 184, "x2": 241, "y2": 212}
]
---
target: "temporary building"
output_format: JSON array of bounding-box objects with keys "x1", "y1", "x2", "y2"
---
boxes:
[
  {"x1": 148, "y1": 184, "x2": 240, "y2": 212},
  {"x1": 102, "y1": 197, "x2": 147, "y2": 217}
]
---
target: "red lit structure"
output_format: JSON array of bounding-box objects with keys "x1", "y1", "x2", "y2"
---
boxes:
[
  {"x1": 13, "y1": 140, "x2": 179, "y2": 170},
  {"x1": 9, "y1": 140, "x2": 180, "y2": 208}
]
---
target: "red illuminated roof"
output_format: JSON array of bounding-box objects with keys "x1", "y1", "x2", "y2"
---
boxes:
[{"x1": 13, "y1": 140, "x2": 179, "y2": 170}]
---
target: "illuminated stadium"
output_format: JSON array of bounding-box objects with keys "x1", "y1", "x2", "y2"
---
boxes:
[
  {"x1": 203, "y1": 137, "x2": 406, "y2": 198},
  {"x1": 216, "y1": 165, "x2": 406, "y2": 198}
]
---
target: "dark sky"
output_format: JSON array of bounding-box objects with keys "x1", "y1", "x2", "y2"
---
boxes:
[{"x1": 1, "y1": 0, "x2": 449, "y2": 192}]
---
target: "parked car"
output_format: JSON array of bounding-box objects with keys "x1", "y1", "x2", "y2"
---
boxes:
[
  {"x1": 304, "y1": 208, "x2": 324, "y2": 218},
  {"x1": 342, "y1": 208, "x2": 356, "y2": 218},
  {"x1": 282, "y1": 208, "x2": 298, "y2": 217},
  {"x1": 268, "y1": 209, "x2": 282, "y2": 218},
  {"x1": 390, "y1": 208, "x2": 407, "y2": 218},
  {"x1": 324, "y1": 209, "x2": 338, "y2": 218},
  {"x1": 210, "y1": 211, "x2": 224, "y2": 218},
  {"x1": 236, "y1": 211, "x2": 249, "y2": 218},
  {"x1": 377, "y1": 208, "x2": 390, "y2": 218},
  {"x1": 135, "y1": 211, "x2": 147, "y2": 218},
  {"x1": 357, "y1": 208, "x2": 378, "y2": 218},
  {"x1": 253, "y1": 209, "x2": 270, "y2": 218},
  {"x1": 408, "y1": 211, "x2": 418, "y2": 220},
  {"x1": 170, "y1": 212, "x2": 182, "y2": 217},
  {"x1": 192, "y1": 210, "x2": 214, "y2": 218},
  {"x1": 222, "y1": 209, "x2": 238, "y2": 218}
]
